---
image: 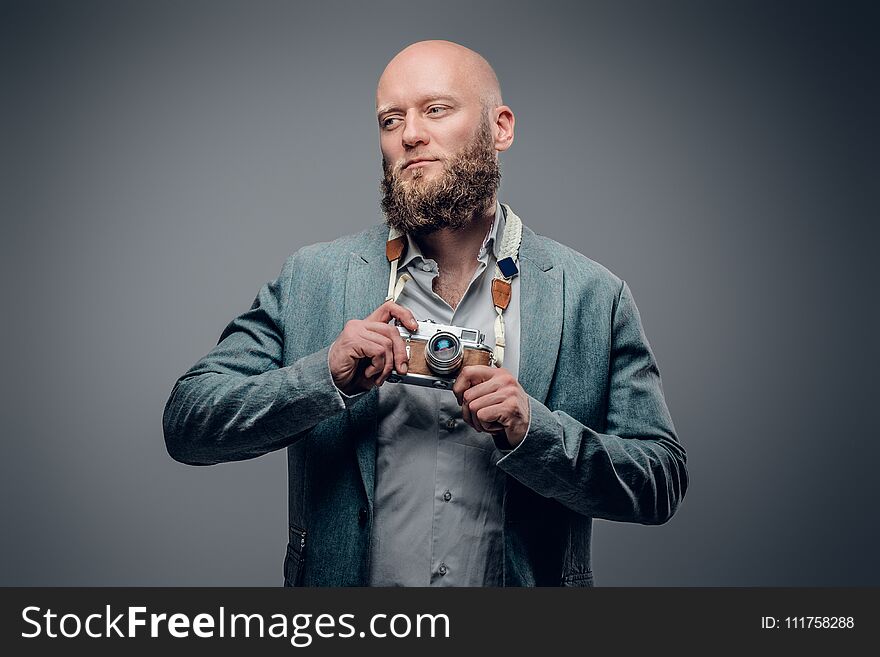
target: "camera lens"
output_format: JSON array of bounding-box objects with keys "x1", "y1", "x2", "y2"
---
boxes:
[
  {"x1": 425, "y1": 331, "x2": 463, "y2": 375},
  {"x1": 433, "y1": 337, "x2": 455, "y2": 355}
]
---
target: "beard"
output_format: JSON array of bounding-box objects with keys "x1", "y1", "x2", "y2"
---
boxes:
[{"x1": 380, "y1": 119, "x2": 501, "y2": 236}]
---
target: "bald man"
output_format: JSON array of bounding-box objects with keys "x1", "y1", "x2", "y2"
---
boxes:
[{"x1": 164, "y1": 41, "x2": 688, "y2": 586}]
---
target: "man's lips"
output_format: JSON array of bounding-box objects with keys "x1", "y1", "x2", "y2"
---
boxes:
[{"x1": 403, "y1": 158, "x2": 438, "y2": 170}]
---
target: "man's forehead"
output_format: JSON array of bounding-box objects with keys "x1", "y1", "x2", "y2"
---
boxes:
[
  {"x1": 376, "y1": 43, "x2": 483, "y2": 110},
  {"x1": 376, "y1": 79, "x2": 472, "y2": 114}
]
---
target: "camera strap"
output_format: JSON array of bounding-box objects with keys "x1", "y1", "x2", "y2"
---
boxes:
[
  {"x1": 385, "y1": 229, "x2": 411, "y2": 302},
  {"x1": 490, "y1": 204, "x2": 522, "y2": 368},
  {"x1": 385, "y1": 204, "x2": 523, "y2": 368}
]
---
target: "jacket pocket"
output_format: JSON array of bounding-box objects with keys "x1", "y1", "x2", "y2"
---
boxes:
[
  {"x1": 561, "y1": 570, "x2": 594, "y2": 587},
  {"x1": 283, "y1": 523, "x2": 307, "y2": 587}
]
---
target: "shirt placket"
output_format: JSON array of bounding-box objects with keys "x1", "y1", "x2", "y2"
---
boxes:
[{"x1": 427, "y1": 256, "x2": 489, "y2": 585}]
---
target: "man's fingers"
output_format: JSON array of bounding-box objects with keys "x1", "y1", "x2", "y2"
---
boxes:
[
  {"x1": 461, "y1": 400, "x2": 476, "y2": 430},
  {"x1": 463, "y1": 398, "x2": 490, "y2": 433},
  {"x1": 356, "y1": 332, "x2": 392, "y2": 383},
  {"x1": 364, "y1": 300, "x2": 394, "y2": 322},
  {"x1": 476, "y1": 408, "x2": 505, "y2": 430},
  {"x1": 476, "y1": 405, "x2": 503, "y2": 423},
  {"x1": 389, "y1": 304, "x2": 419, "y2": 332},
  {"x1": 363, "y1": 362, "x2": 379, "y2": 379},
  {"x1": 463, "y1": 400, "x2": 504, "y2": 434},
  {"x1": 333, "y1": 307, "x2": 416, "y2": 391},
  {"x1": 378, "y1": 340, "x2": 396, "y2": 384},
  {"x1": 365, "y1": 300, "x2": 418, "y2": 331},
  {"x1": 362, "y1": 354, "x2": 383, "y2": 379},
  {"x1": 452, "y1": 365, "x2": 498, "y2": 403},
  {"x1": 475, "y1": 405, "x2": 506, "y2": 433},
  {"x1": 461, "y1": 378, "x2": 505, "y2": 404},
  {"x1": 365, "y1": 321, "x2": 410, "y2": 375},
  {"x1": 465, "y1": 392, "x2": 509, "y2": 415}
]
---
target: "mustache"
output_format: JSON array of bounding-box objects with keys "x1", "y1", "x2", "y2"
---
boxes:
[{"x1": 384, "y1": 154, "x2": 444, "y2": 175}]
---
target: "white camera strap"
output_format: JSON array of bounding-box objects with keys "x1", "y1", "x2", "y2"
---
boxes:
[
  {"x1": 489, "y1": 205, "x2": 522, "y2": 368},
  {"x1": 384, "y1": 204, "x2": 523, "y2": 368}
]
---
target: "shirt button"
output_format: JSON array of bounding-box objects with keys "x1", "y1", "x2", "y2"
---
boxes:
[
  {"x1": 443, "y1": 490, "x2": 452, "y2": 502},
  {"x1": 445, "y1": 418, "x2": 456, "y2": 431},
  {"x1": 421, "y1": 263, "x2": 432, "y2": 272},
  {"x1": 357, "y1": 507, "x2": 368, "y2": 526},
  {"x1": 438, "y1": 563, "x2": 448, "y2": 576}
]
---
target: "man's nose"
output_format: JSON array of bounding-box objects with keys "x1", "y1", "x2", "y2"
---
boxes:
[{"x1": 401, "y1": 111, "x2": 429, "y2": 148}]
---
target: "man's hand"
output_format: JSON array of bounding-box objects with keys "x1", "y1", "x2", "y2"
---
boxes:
[
  {"x1": 328, "y1": 300, "x2": 419, "y2": 395},
  {"x1": 452, "y1": 365, "x2": 530, "y2": 449}
]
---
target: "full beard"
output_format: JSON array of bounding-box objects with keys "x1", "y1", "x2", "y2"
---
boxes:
[{"x1": 380, "y1": 120, "x2": 501, "y2": 236}]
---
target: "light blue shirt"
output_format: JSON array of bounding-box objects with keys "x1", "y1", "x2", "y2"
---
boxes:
[{"x1": 367, "y1": 202, "x2": 521, "y2": 586}]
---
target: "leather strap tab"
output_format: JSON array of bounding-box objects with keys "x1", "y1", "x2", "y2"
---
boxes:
[
  {"x1": 386, "y1": 236, "x2": 406, "y2": 262},
  {"x1": 491, "y1": 278, "x2": 512, "y2": 310}
]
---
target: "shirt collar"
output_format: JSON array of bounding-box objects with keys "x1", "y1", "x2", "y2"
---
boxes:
[{"x1": 400, "y1": 202, "x2": 506, "y2": 268}]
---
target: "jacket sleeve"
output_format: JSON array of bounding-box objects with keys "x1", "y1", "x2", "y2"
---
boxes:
[
  {"x1": 162, "y1": 254, "x2": 348, "y2": 466},
  {"x1": 496, "y1": 281, "x2": 688, "y2": 524}
]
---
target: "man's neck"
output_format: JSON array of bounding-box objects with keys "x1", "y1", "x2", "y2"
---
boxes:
[{"x1": 411, "y1": 198, "x2": 496, "y2": 279}]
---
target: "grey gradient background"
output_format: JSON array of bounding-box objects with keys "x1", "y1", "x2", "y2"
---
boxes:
[{"x1": 2, "y1": 0, "x2": 877, "y2": 586}]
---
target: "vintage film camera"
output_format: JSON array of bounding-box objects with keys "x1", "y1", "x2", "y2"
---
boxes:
[{"x1": 386, "y1": 319, "x2": 495, "y2": 389}]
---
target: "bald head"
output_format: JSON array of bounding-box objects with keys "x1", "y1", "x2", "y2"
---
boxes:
[
  {"x1": 377, "y1": 40, "x2": 502, "y2": 114},
  {"x1": 376, "y1": 41, "x2": 515, "y2": 235},
  {"x1": 375, "y1": 39, "x2": 515, "y2": 199}
]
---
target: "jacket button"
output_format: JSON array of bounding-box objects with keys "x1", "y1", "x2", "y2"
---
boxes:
[
  {"x1": 445, "y1": 418, "x2": 456, "y2": 430},
  {"x1": 358, "y1": 507, "x2": 368, "y2": 526},
  {"x1": 443, "y1": 490, "x2": 452, "y2": 502},
  {"x1": 438, "y1": 562, "x2": 448, "y2": 576}
]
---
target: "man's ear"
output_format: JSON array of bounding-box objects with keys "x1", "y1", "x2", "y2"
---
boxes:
[{"x1": 493, "y1": 106, "x2": 515, "y2": 152}]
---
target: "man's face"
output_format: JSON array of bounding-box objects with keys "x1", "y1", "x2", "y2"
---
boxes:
[
  {"x1": 379, "y1": 115, "x2": 500, "y2": 235},
  {"x1": 376, "y1": 52, "x2": 490, "y2": 184},
  {"x1": 376, "y1": 50, "x2": 501, "y2": 234}
]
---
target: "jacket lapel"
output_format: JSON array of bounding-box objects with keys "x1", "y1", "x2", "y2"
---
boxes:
[
  {"x1": 344, "y1": 226, "x2": 388, "y2": 512},
  {"x1": 507, "y1": 208, "x2": 564, "y2": 405}
]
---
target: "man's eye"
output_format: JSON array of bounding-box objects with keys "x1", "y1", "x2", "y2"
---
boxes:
[
  {"x1": 427, "y1": 106, "x2": 447, "y2": 115},
  {"x1": 382, "y1": 117, "x2": 400, "y2": 129}
]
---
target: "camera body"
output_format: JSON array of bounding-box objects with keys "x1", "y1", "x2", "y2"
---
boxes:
[{"x1": 386, "y1": 319, "x2": 495, "y2": 390}]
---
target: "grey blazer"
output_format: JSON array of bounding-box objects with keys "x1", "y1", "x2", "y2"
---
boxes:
[{"x1": 163, "y1": 207, "x2": 688, "y2": 586}]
